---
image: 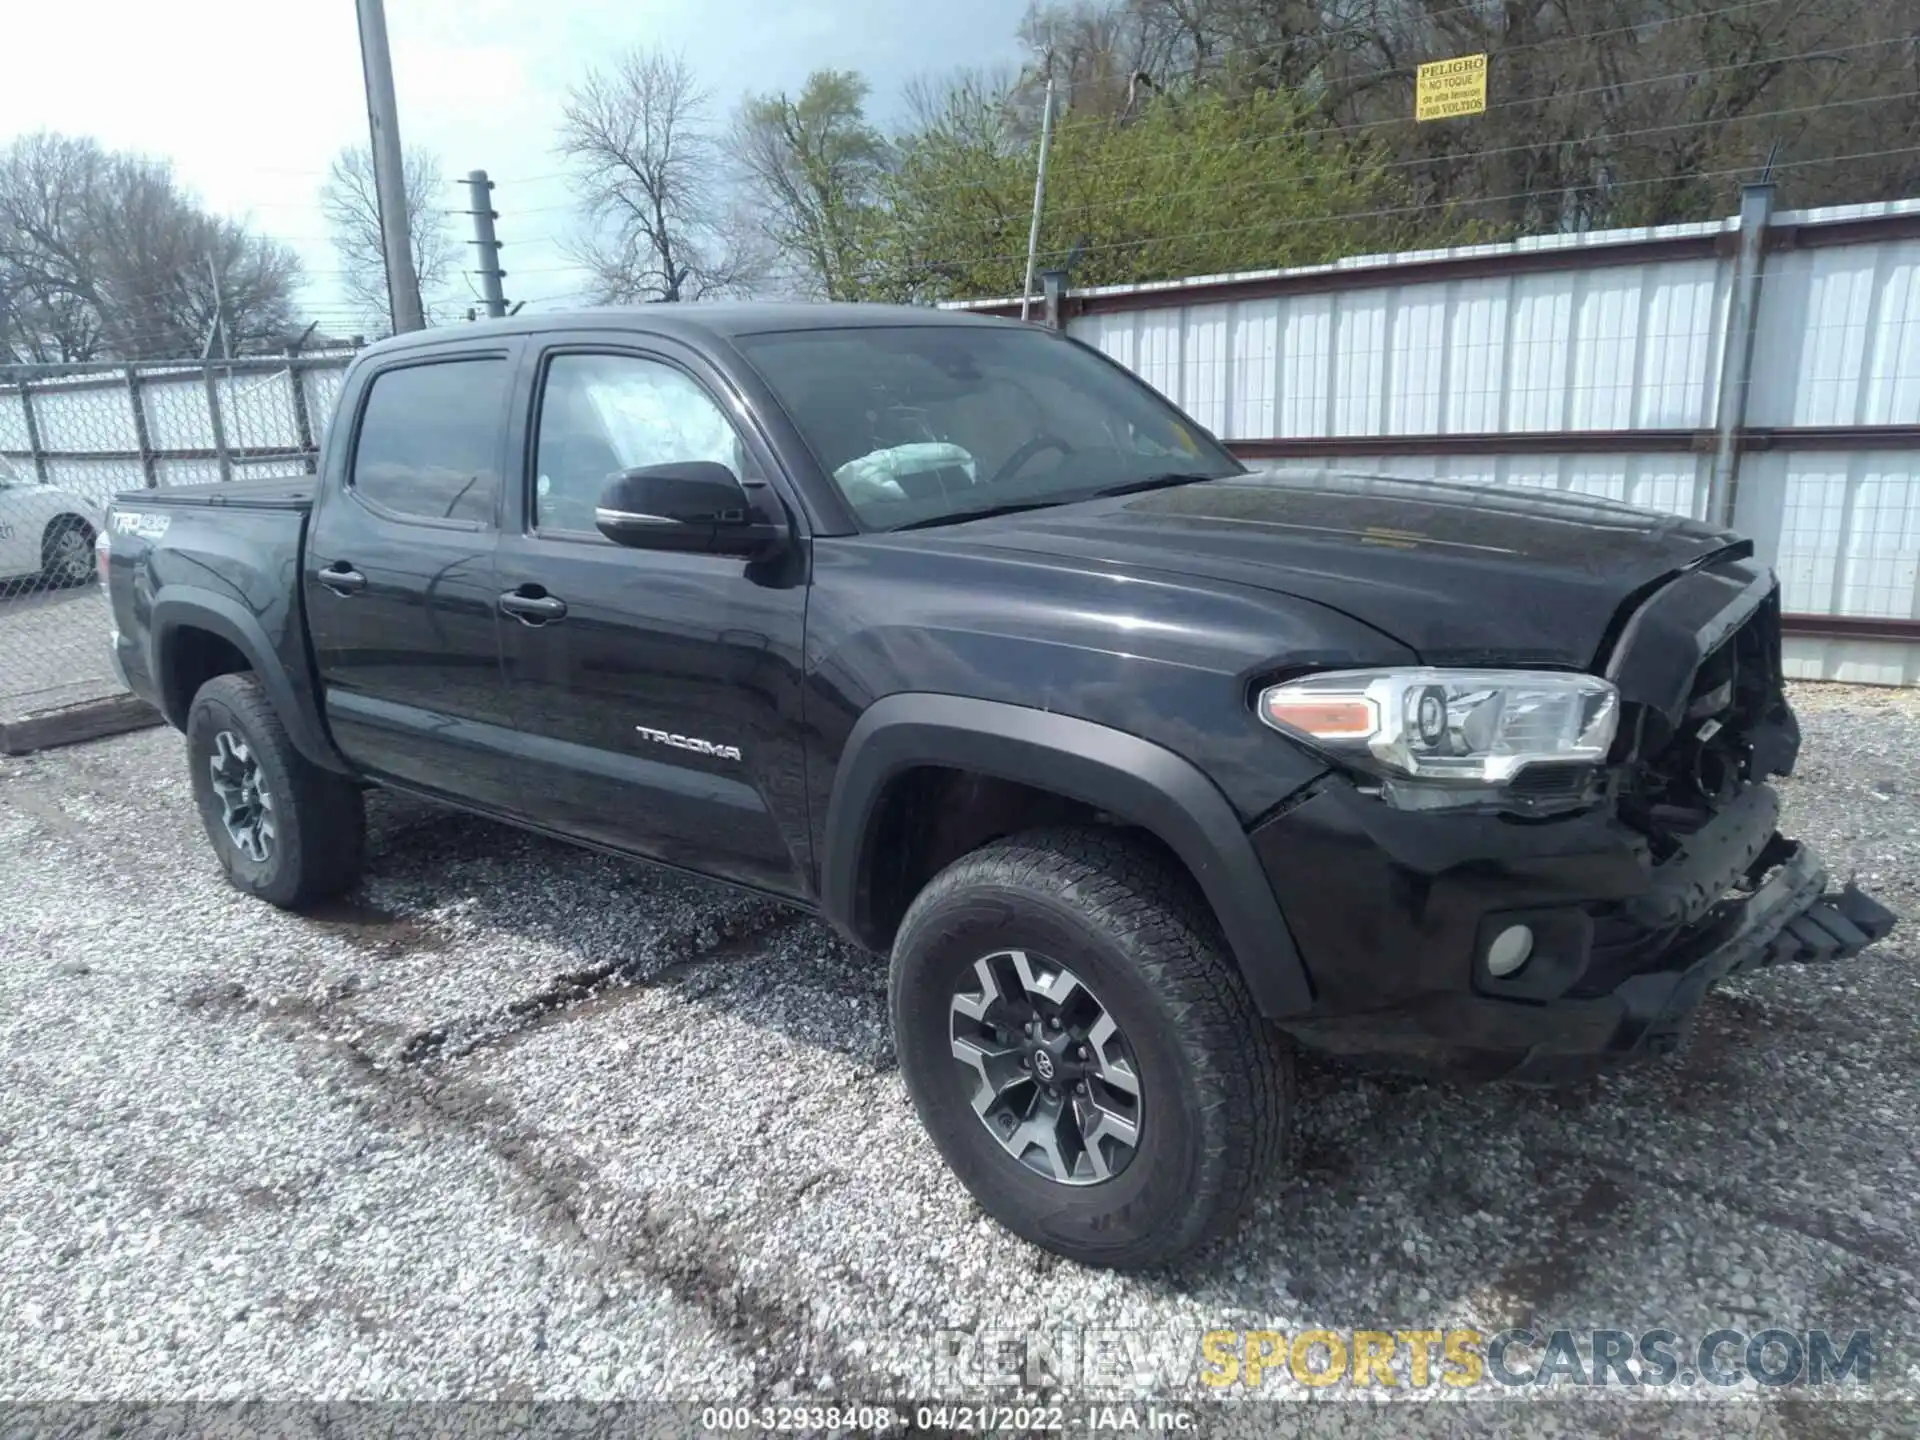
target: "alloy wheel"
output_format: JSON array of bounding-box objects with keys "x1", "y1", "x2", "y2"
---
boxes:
[
  {"x1": 948, "y1": 949, "x2": 1143, "y2": 1185},
  {"x1": 51, "y1": 528, "x2": 92, "y2": 584},
  {"x1": 208, "y1": 730, "x2": 275, "y2": 863}
]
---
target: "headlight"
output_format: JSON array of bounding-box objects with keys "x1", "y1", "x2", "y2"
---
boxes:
[{"x1": 1257, "y1": 668, "x2": 1618, "y2": 809}]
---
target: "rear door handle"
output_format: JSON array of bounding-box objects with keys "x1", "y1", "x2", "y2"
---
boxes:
[
  {"x1": 500, "y1": 589, "x2": 568, "y2": 625},
  {"x1": 318, "y1": 562, "x2": 366, "y2": 596}
]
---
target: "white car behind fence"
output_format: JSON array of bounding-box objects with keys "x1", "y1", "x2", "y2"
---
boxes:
[{"x1": 0, "y1": 461, "x2": 102, "y2": 590}]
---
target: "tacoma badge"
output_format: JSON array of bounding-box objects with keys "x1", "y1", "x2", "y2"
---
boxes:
[{"x1": 635, "y1": 724, "x2": 742, "y2": 762}]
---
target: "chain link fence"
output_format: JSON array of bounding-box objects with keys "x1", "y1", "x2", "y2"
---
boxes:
[{"x1": 0, "y1": 354, "x2": 352, "y2": 749}]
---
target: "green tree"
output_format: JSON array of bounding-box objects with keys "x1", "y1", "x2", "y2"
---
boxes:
[
  {"x1": 873, "y1": 70, "x2": 1032, "y2": 300},
  {"x1": 875, "y1": 81, "x2": 1443, "y2": 301},
  {"x1": 731, "y1": 71, "x2": 891, "y2": 299},
  {"x1": 1020, "y1": 1, "x2": 1920, "y2": 234}
]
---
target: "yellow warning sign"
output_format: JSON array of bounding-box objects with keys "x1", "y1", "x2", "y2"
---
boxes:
[{"x1": 1416, "y1": 53, "x2": 1488, "y2": 122}]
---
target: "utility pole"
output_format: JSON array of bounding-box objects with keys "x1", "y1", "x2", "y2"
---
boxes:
[
  {"x1": 465, "y1": 170, "x2": 508, "y2": 318},
  {"x1": 1020, "y1": 67, "x2": 1058, "y2": 324},
  {"x1": 355, "y1": 0, "x2": 425, "y2": 333}
]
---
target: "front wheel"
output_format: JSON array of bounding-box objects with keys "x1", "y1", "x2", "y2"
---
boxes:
[
  {"x1": 186, "y1": 673, "x2": 366, "y2": 909},
  {"x1": 890, "y1": 827, "x2": 1293, "y2": 1269}
]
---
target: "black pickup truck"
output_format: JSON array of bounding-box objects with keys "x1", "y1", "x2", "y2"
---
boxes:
[{"x1": 103, "y1": 304, "x2": 1893, "y2": 1268}]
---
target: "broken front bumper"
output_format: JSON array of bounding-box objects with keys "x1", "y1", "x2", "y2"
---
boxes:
[
  {"x1": 1505, "y1": 839, "x2": 1894, "y2": 1083},
  {"x1": 1255, "y1": 777, "x2": 1897, "y2": 1082}
]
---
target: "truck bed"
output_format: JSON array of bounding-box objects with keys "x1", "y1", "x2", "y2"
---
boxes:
[
  {"x1": 105, "y1": 479, "x2": 325, "y2": 757},
  {"x1": 115, "y1": 476, "x2": 316, "y2": 511}
]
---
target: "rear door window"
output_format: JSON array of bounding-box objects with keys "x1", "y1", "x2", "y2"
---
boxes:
[{"x1": 350, "y1": 358, "x2": 508, "y2": 526}]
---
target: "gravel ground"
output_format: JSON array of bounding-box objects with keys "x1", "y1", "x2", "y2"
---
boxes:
[{"x1": 1, "y1": 682, "x2": 1916, "y2": 1436}]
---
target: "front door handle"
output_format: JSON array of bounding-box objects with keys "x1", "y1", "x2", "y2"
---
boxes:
[
  {"x1": 500, "y1": 588, "x2": 568, "y2": 625},
  {"x1": 318, "y1": 562, "x2": 366, "y2": 596}
]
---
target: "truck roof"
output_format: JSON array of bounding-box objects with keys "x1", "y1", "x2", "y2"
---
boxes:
[{"x1": 355, "y1": 302, "x2": 1021, "y2": 359}]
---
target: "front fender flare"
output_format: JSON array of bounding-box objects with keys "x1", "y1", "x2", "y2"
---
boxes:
[
  {"x1": 821, "y1": 692, "x2": 1314, "y2": 1017},
  {"x1": 149, "y1": 589, "x2": 347, "y2": 774}
]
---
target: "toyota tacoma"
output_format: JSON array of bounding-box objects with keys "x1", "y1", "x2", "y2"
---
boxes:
[{"x1": 100, "y1": 304, "x2": 1895, "y2": 1269}]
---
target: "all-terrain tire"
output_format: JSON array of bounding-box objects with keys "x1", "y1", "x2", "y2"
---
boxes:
[
  {"x1": 890, "y1": 826, "x2": 1293, "y2": 1270},
  {"x1": 186, "y1": 673, "x2": 365, "y2": 909}
]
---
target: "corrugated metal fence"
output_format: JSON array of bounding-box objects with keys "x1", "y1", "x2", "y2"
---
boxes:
[{"x1": 959, "y1": 192, "x2": 1920, "y2": 685}]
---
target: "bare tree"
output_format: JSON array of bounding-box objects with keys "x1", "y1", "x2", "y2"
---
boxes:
[
  {"x1": 319, "y1": 145, "x2": 454, "y2": 334},
  {"x1": 0, "y1": 132, "x2": 302, "y2": 363},
  {"x1": 557, "y1": 47, "x2": 759, "y2": 302}
]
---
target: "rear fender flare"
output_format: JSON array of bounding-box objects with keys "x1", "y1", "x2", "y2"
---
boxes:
[
  {"x1": 821, "y1": 692, "x2": 1314, "y2": 1017},
  {"x1": 149, "y1": 589, "x2": 347, "y2": 774}
]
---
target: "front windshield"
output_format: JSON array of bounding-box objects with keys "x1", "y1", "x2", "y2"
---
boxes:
[{"x1": 734, "y1": 324, "x2": 1242, "y2": 529}]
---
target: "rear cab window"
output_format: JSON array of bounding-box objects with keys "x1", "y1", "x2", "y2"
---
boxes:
[{"x1": 350, "y1": 358, "x2": 509, "y2": 527}]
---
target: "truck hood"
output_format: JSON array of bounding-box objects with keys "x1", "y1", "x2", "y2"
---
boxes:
[{"x1": 942, "y1": 468, "x2": 1746, "y2": 668}]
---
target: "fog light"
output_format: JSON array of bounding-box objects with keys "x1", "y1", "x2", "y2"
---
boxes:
[{"x1": 1486, "y1": 924, "x2": 1534, "y2": 978}]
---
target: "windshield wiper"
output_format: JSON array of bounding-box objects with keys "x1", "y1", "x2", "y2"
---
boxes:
[
  {"x1": 1087, "y1": 470, "x2": 1224, "y2": 498},
  {"x1": 890, "y1": 500, "x2": 1064, "y2": 532}
]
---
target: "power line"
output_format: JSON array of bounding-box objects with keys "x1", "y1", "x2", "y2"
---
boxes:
[
  {"x1": 1062, "y1": 0, "x2": 1810, "y2": 88},
  {"x1": 431, "y1": 6, "x2": 1910, "y2": 246},
  {"x1": 1030, "y1": 86, "x2": 1920, "y2": 226},
  {"x1": 482, "y1": 169, "x2": 571, "y2": 187},
  {"x1": 488, "y1": 2, "x2": 1875, "y2": 203},
  {"x1": 889, "y1": 141, "x2": 1920, "y2": 277},
  {"x1": 909, "y1": 30, "x2": 1919, "y2": 197}
]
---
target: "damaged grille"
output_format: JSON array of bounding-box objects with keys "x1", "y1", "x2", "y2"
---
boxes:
[
  {"x1": 1611, "y1": 585, "x2": 1797, "y2": 861},
  {"x1": 1570, "y1": 581, "x2": 1800, "y2": 997}
]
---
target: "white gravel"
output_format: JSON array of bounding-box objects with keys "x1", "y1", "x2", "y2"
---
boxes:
[{"x1": 2, "y1": 684, "x2": 1916, "y2": 1435}]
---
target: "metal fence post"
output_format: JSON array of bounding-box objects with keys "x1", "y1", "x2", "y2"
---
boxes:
[
  {"x1": 1706, "y1": 182, "x2": 1777, "y2": 529},
  {"x1": 203, "y1": 362, "x2": 233, "y2": 483},
  {"x1": 126, "y1": 366, "x2": 158, "y2": 488},
  {"x1": 17, "y1": 379, "x2": 51, "y2": 484},
  {"x1": 286, "y1": 358, "x2": 318, "y2": 474},
  {"x1": 1040, "y1": 269, "x2": 1069, "y2": 330}
]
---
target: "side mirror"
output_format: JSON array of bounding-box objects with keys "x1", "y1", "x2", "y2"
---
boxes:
[{"x1": 594, "y1": 461, "x2": 788, "y2": 558}]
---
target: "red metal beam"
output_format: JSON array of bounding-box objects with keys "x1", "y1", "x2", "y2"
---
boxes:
[
  {"x1": 1225, "y1": 425, "x2": 1920, "y2": 461},
  {"x1": 1781, "y1": 614, "x2": 1920, "y2": 643}
]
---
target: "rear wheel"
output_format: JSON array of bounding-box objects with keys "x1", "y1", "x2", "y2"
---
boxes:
[
  {"x1": 42, "y1": 519, "x2": 95, "y2": 587},
  {"x1": 186, "y1": 673, "x2": 365, "y2": 909},
  {"x1": 890, "y1": 826, "x2": 1293, "y2": 1269}
]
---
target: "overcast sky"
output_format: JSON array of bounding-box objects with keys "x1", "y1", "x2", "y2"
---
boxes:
[{"x1": 0, "y1": 0, "x2": 1032, "y2": 334}]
